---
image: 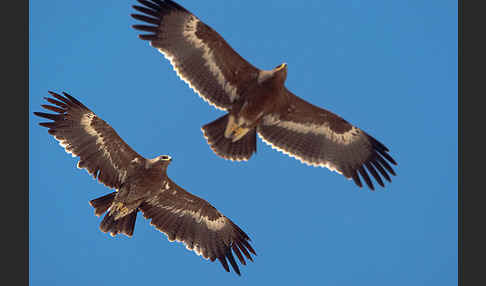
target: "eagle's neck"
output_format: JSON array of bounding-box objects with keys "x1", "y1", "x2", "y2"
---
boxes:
[
  {"x1": 257, "y1": 68, "x2": 286, "y2": 88},
  {"x1": 257, "y1": 69, "x2": 275, "y2": 84}
]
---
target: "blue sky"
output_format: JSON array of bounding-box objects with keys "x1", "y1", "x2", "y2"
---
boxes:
[{"x1": 30, "y1": 0, "x2": 457, "y2": 285}]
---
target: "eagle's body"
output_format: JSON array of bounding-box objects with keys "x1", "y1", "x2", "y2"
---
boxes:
[
  {"x1": 34, "y1": 91, "x2": 255, "y2": 275},
  {"x1": 132, "y1": 0, "x2": 398, "y2": 190},
  {"x1": 98, "y1": 157, "x2": 167, "y2": 223},
  {"x1": 224, "y1": 65, "x2": 288, "y2": 142}
]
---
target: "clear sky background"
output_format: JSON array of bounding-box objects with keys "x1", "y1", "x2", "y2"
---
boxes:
[{"x1": 30, "y1": 0, "x2": 457, "y2": 285}]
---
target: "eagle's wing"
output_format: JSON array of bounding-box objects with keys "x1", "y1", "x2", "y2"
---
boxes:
[
  {"x1": 34, "y1": 91, "x2": 145, "y2": 189},
  {"x1": 139, "y1": 178, "x2": 256, "y2": 275},
  {"x1": 257, "y1": 89, "x2": 397, "y2": 190},
  {"x1": 131, "y1": 0, "x2": 259, "y2": 111}
]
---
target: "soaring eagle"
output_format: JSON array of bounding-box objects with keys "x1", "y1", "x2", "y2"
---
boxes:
[
  {"x1": 131, "y1": 0, "x2": 397, "y2": 190},
  {"x1": 34, "y1": 91, "x2": 256, "y2": 275}
]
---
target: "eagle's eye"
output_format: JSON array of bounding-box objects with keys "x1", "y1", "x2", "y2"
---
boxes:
[{"x1": 160, "y1": 155, "x2": 171, "y2": 161}]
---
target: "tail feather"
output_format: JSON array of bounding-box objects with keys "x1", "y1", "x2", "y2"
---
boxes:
[
  {"x1": 201, "y1": 114, "x2": 257, "y2": 161},
  {"x1": 89, "y1": 192, "x2": 138, "y2": 237},
  {"x1": 99, "y1": 210, "x2": 138, "y2": 237},
  {"x1": 89, "y1": 192, "x2": 116, "y2": 216}
]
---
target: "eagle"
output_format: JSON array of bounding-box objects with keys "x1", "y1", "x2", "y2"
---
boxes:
[
  {"x1": 34, "y1": 91, "x2": 256, "y2": 275},
  {"x1": 131, "y1": 0, "x2": 398, "y2": 190}
]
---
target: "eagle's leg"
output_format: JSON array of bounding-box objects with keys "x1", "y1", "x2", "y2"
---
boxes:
[
  {"x1": 224, "y1": 114, "x2": 251, "y2": 142},
  {"x1": 230, "y1": 127, "x2": 251, "y2": 142}
]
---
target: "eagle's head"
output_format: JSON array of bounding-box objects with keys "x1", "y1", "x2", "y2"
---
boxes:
[{"x1": 146, "y1": 155, "x2": 172, "y2": 170}]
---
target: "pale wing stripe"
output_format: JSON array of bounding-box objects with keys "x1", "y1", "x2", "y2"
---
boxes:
[
  {"x1": 50, "y1": 112, "x2": 129, "y2": 184},
  {"x1": 261, "y1": 113, "x2": 362, "y2": 145},
  {"x1": 182, "y1": 16, "x2": 239, "y2": 103},
  {"x1": 257, "y1": 131, "x2": 344, "y2": 175},
  {"x1": 257, "y1": 114, "x2": 362, "y2": 174},
  {"x1": 144, "y1": 197, "x2": 226, "y2": 259},
  {"x1": 78, "y1": 113, "x2": 128, "y2": 183},
  {"x1": 154, "y1": 14, "x2": 239, "y2": 111}
]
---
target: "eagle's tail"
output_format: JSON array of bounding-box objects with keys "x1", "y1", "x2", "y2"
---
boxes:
[
  {"x1": 89, "y1": 192, "x2": 138, "y2": 237},
  {"x1": 201, "y1": 114, "x2": 257, "y2": 162}
]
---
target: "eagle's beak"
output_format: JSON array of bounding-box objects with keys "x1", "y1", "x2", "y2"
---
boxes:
[{"x1": 278, "y1": 63, "x2": 287, "y2": 71}]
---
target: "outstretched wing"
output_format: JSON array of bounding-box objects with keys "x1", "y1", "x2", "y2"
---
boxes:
[
  {"x1": 34, "y1": 91, "x2": 145, "y2": 189},
  {"x1": 131, "y1": 0, "x2": 259, "y2": 111},
  {"x1": 139, "y1": 178, "x2": 256, "y2": 275},
  {"x1": 257, "y1": 89, "x2": 397, "y2": 190}
]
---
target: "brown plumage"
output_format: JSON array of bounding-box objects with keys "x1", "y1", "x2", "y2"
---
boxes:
[
  {"x1": 131, "y1": 0, "x2": 397, "y2": 190},
  {"x1": 34, "y1": 91, "x2": 255, "y2": 275}
]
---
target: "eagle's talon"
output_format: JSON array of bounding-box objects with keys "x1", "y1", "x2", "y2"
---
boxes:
[{"x1": 231, "y1": 127, "x2": 251, "y2": 142}]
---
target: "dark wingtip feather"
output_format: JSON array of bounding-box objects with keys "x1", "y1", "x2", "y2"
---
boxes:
[
  {"x1": 376, "y1": 155, "x2": 396, "y2": 176},
  {"x1": 236, "y1": 241, "x2": 253, "y2": 262},
  {"x1": 218, "y1": 257, "x2": 230, "y2": 273},
  {"x1": 385, "y1": 153, "x2": 397, "y2": 166},
  {"x1": 231, "y1": 244, "x2": 246, "y2": 265},
  {"x1": 133, "y1": 5, "x2": 160, "y2": 17},
  {"x1": 368, "y1": 135, "x2": 389, "y2": 152},
  {"x1": 131, "y1": 14, "x2": 160, "y2": 25},
  {"x1": 44, "y1": 96, "x2": 67, "y2": 108},
  {"x1": 61, "y1": 92, "x2": 81, "y2": 106},
  {"x1": 226, "y1": 249, "x2": 241, "y2": 276},
  {"x1": 41, "y1": 104, "x2": 64, "y2": 114},
  {"x1": 240, "y1": 239, "x2": 256, "y2": 256},
  {"x1": 365, "y1": 162, "x2": 384, "y2": 188},
  {"x1": 132, "y1": 24, "x2": 158, "y2": 32},
  {"x1": 33, "y1": 112, "x2": 61, "y2": 121},
  {"x1": 358, "y1": 166, "x2": 374, "y2": 191},
  {"x1": 367, "y1": 134, "x2": 397, "y2": 166},
  {"x1": 137, "y1": 0, "x2": 161, "y2": 11},
  {"x1": 377, "y1": 148, "x2": 397, "y2": 166},
  {"x1": 351, "y1": 170, "x2": 363, "y2": 188},
  {"x1": 371, "y1": 159, "x2": 391, "y2": 182},
  {"x1": 138, "y1": 34, "x2": 158, "y2": 41},
  {"x1": 39, "y1": 122, "x2": 56, "y2": 128},
  {"x1": 48, "y1": 91, "x2": 71, "y2": 105},
  {"x1": 47, "y1": 90, "x2": 59, "y2": 97}
]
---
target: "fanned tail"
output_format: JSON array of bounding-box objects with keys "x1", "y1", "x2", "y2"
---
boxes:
[
  {"x1": 201, "y1": 114, "x2": 257, "y2": 162},
  {"x1": 89, "y1": 192, "x2": 138, "y2": 237}
]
